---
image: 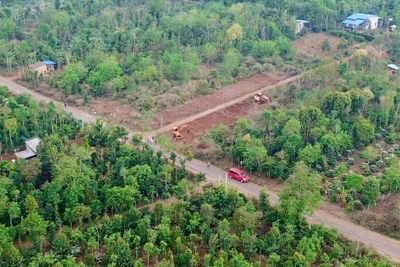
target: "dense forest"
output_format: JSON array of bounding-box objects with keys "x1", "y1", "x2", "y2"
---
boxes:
[
  {"x1": 0, "y1": 85, "x2": 396, "y2": 266},
  {"x1": 1, "y1": 0, "x2": 400, "y2": 112}
]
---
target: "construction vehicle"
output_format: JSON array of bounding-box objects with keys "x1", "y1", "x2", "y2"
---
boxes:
[
  {"x1": 172, "y1": 125, "x2": 188, "y2": 140},
  {"x1": 254, "y1": 92, "x2": 271, "y2": 105}
]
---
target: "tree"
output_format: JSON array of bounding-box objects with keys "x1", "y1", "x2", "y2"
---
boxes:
[
  {"x1": 299, "y1": 144, "x2": 323, "y2": 167},
  {"x1": 86, "y1": 57, "x2": 123, "y2": 95},
  {"x1": 353, "y1": 116, "x2": 375, "y2": 148},
  {"x1": 20, "y1": 212, "x2": 48, "y2": 250},
  {"x1": 299, "y1": 107, "x2": 324, "y2": 142},
  {"x1": 232, "y1": 206, "x2": 262, "y2": 233},
  {"x1": 226, "y1": 23, "x2": 243, "y2": 42},
  {"x1": 8, "y1": 202, "x2": 20, "y2": 226},
  {"x1": 279, "y1": 162, "x2": 323, "y2": 224},
  {"x1": 251, "y1": 40, "x2": 277, "y2": 58},
  {"x1": 57, "y1": 62, "x2": 88, "y2": 94},
  {"x1": 361, "y1": 178, "x2": 381, "y2": 208},
  {"x1": 144, "y1": 242, "x2": 156, "y2": 266},
  {"x1": 220, "y1": 48, "x2": 242, "y2": 80},
  {"x1": 243, "y1": 145, "x2": 267, "y2": 174},
  {"x1": 202, "y1": 43, "x2": 217, "y2": 64},
  {"x1": 4, "y1": 118, "x2": 17, "y2": 145}
]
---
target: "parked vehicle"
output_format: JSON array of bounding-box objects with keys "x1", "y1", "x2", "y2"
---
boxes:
[{"x1": 228, "y1": 167, "x2": 250, "y2": 183}]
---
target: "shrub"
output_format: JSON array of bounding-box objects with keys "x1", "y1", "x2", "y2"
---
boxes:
[
  {"x1": 376, "y1": 160, "x2": 386, "y2": 169},
  {"x1": 325, "y1": 169, "x2": 334, "y2": 178},
  {"x1": 321, "y1": 39, "x2": 331, "y2": 52},
  {"x1": 347, "y1": 157, "x2": 355, "y2": 165},
  {"x1": 370, "y1": 165, "x2": 378, "y2": 173}
]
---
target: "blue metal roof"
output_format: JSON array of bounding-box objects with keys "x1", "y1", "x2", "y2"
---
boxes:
[
  {"x1": 347, "y1": 13, "x2": 377, "y2": 20},
  {"x1": 342, "y1": 19, "x2": 364, "y2": 26},
  {"x1": 342, "y1": 13, "x2": 379, "y2": 26},
  {"x1": 42, "y1": 60, "x2": 56, "y2": 65}
]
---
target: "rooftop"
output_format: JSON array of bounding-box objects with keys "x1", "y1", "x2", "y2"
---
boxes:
[
  {"x1": 42, "y1": 60, "x2": 56, "y2": 65},
  {"x1": 15, "y1": 137, "x2": 41, "y2": 159},
  {"x1": 26, "y1": 137, "x2": 41, "y2": 153},
  {"x1": 342, "y1": 13, "x2": 379, "y2": 26},
  {"x1": 388, "y1": 64, "x2": 399, "y2": 70},
  {"x1": 296, "y1": 19, "x2": 310, "y2": 23}
]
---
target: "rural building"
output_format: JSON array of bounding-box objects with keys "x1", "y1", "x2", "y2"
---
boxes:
[
  {"x1": 388, "y1": 64, "x2": 399, "y2": 74},
  {"x1": 342, "y1": 13, "x2": 380, "y2": 30},
  {"x1": 296, "y1": 20, "x2": 310, "y2": 34},
  {"x1": 390, "y1": 25, "x2": 397, "y2": 31},
  {"x1": 15, "y1": 137, "x2": 41, "y2": 159},
  {"x1": 28, "y1": 60, "x2": 56, "y2": 74}
]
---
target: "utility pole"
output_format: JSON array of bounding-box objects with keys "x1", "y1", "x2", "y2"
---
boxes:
[{"x1": 225, "y1": 173, "x2": 228, "y2": 192}]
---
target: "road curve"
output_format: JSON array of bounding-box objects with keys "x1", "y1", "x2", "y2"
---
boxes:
[{"x1": 2, "y1": 75, "x2": 400, "y2": 263}]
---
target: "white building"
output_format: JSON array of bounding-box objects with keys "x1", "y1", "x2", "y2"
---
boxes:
[
  {"x1": 342, "y1": 13, "x2": 380, "y2": 30},
  {"x1": 296, "y1": 20, "x2": 311, "y2": 34}
]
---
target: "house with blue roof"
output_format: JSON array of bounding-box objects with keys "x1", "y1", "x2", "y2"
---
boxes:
[
  {"x1": 28, "y1": 59, "x2": 56, "y2": 74},
  {"x1": 342, "y1": 13, "x2": 380, "y2": 30}
]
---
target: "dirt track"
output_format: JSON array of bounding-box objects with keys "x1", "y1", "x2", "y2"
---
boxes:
[
  {"x1": 150, "y1": 74, "x2": 302, "y2": 137},
  {"x1": 2, "y1": 74, "x2": 400, "y2": 263}
]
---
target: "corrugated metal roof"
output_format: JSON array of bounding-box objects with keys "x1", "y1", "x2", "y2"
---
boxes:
[
  {"x1": 342, "y1": 13, "x2": 379, "y2": 26},
  {"x1": 347, "y1": 13, "x2": 378, "y2": 20},
  {"x1": 26, "y1": 137, "x2": 41, "y2": 153},
  {"x1": 15, "y1": 149, "x2": 36, "y2": 159},
  {"x1": 42, "y1": 60, "x2": 56, "y2": 65},
  {"x1": 388, "y1": 64, "x2": 399, "y2": 70},
  {"x1": 296, "y1": 20, "x2": 310, "y2": 23},
  {"x1": 15, "y1": 137, "x2": 41, "y2": 159}
]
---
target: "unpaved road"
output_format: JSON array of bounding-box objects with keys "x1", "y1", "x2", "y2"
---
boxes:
[
  {"x1": 150, "y1": 74, "x2": 302, "y2": 136},
  {"x1": 0, "y1": 76, "x2": 97, "y2": 124},
  {"x1": 2, "y1": 75, "x2": 400, "y2": 263}
]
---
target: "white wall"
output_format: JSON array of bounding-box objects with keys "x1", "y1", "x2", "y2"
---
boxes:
[{"x1": 367, "y1": 16, "x2": 379, "y2": 29}]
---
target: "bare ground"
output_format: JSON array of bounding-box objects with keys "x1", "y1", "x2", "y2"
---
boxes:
[
  {"x1": 293, "y1": 32, "x2": 344, "y2": 57},
  {"x1": 350, "y1": 192, "x2": 400, "y2": 240}
]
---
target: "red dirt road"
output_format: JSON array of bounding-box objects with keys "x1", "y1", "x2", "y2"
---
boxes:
[
  {"x1": 150, "y1": 74, "x2": 301, "y2": 137},
  {"x1": 153, "y1": 72, "x2": 287, "y2": 129}
]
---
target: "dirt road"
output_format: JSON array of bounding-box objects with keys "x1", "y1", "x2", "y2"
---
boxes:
[
  {"x1": 0, "y1": 76, "x2": 97, "y2": 124},
  {"x1": 150, "y1": 74, "x2": 302, "y2": 136},
  {"x1": 2, "y1": 75, "x2": 400, "y2": 263},
  {"x1": 184, "y1": 157, "x2": 400, "y2": 263}
]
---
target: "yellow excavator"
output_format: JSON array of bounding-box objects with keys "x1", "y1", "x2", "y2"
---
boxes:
[{"x1": 172, "y1": 125, "x2": 188, "y2": 140}]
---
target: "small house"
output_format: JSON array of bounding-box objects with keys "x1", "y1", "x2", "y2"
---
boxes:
[
  {"x1": 296, "y1": 20, "x2": 311, "y2": 34},
  {"x1": 388, "y1": 64, "x2": 399, "y2": 74},
  {"x1": 28, "y1": 60, "x2": 56, "y2": 75},
  {"x1": 390, "y1": 25, "x2": 397, "y2": 32},
  {"x1": 342, "y1": 13, "x2": 380, "y2": 30},
  {"x1": 15, "y1": 137, "x2": 41, "y2": 159}
]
